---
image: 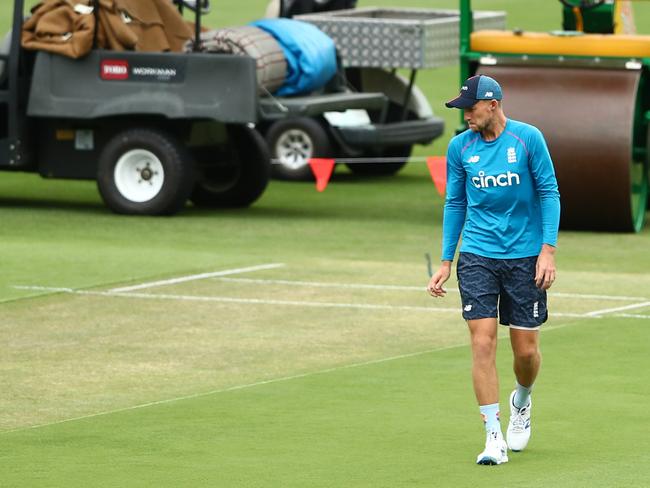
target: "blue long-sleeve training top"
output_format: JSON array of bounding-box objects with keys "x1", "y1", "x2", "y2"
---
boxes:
[{"x1": 441, "y1": 118, "x2": 561, "y2": 261}]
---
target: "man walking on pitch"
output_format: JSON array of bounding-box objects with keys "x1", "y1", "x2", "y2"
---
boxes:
[{"x1": 427, "y1": 75, "x2": 560, "y2": 465}]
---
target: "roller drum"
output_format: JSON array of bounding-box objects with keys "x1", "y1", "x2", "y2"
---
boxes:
[{"x1": 480, "y1": 65, "x2": 646, "y2": 231}]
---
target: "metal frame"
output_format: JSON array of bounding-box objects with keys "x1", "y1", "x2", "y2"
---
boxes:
[
  {"x1": 1, "y1": 0, "x2": 27, "y2": 168},
  {"x1": 170, "y1": 0, "x2": 210, "y2": 51},
  {"x1": 459, "y1": 0, "x2": 473, "y2": 85}
]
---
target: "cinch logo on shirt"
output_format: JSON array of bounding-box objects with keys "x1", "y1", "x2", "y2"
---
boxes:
[{"x1": 472, "y1": 170, "x2": 521, "y2": 189}]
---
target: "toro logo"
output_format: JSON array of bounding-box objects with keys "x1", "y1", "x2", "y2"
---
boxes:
[{"x1": 101, "y1": 60, "x2": 129, "y2": 80}]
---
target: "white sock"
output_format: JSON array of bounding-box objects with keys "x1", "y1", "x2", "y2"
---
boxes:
[
  {"x1": 479, "y1": 403, "x2": 502, "y2": 435},
  {"x1": 513, "y1": 381, "x2": 533, "y2": 409}
]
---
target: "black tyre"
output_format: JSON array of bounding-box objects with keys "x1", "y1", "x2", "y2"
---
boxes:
[
  {"x1": 190, "y1": 124, "x2": 271, "y2": 207},
  {"x1": 345, "y1": 145, "x2": 412, "y2": 176},
  {"x1": 266, "y1": 117, "x2": 333, "y2": 181},
  {"x1": 97, "y1": 128, "x2": 195, "y2": 215}
]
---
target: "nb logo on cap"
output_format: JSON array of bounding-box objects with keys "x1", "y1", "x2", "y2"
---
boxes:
[{"x1": 485, "y1": 91, "x2": 493, "y2": 97}]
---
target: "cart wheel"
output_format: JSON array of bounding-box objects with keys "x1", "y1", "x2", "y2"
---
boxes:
[
  {"x1": 345, "y1": 145, "x2": 411, "y2": 176},
  {"x1": 266, "y1": 118, "x2": 333, "y2": 181},
  {"x1": 97, "y1": 128, "x2": 195, "y2": 215},
  {"x1": 191, "y1": 124, "x2": 271, "y2": 207}
]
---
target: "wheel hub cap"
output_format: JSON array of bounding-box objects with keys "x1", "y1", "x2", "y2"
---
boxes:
[
  {"x1": 276, "y1": 129, "x2": 314, "y2": 170},
  {"x1": 114, "y1": 149, "x2": 165, "y2": 203}
]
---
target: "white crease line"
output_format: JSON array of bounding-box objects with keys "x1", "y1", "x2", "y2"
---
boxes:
[
  {"x1": 109, "y1": 263, "x2": 285, "y2": 293},
  {"x1": 11, "y1": 286, "x2": 649, "y2": 320},
  {"x1": 4, "y1": 287, "x2": 641, "y2": 319},
  {"x1": 548, "y1": 292, "x2": 647, "y2": 301},
  {"x1": 585, "y1": 300, "x2": 650, "y2": 317},
  {"x1": 217, "y1": 277, "x2": 648, "y2": 302},
  {"x1": 219, "y1": 277, "x2": 426, "y2": 291},
  {"x1": 13, "y1": 286, "x2": 74, "y2": 292},
  {"x1": 13, "y1": 286, "x2": 460, "y2": 313},
  {"x1": 0, "y1": 316, "x2": 597, "y2": 435},
  {"x1": 552, "y1": 312, "x2": 598, "y2": 318}
]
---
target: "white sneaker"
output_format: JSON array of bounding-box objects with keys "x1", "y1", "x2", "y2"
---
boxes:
[
  {"x1": 507, "y1": 390, "x2": 532, "y2": 452},
  {"x1": 476, "y1": 431, "x2": 509, "y2": 465}
]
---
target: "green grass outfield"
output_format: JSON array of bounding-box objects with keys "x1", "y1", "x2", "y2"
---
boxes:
[{"x1": 1, "y1": 1, "x2": 650, "y2": 487}]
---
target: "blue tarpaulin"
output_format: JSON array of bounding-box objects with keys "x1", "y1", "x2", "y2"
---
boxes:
[{"x1": 251, "y1": 18, "x2": 337, "y2": 96}]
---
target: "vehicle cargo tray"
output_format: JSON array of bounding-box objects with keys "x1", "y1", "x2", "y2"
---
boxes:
[{"x1": 296, "y1": 7, "x2": 506, "y2": 69}]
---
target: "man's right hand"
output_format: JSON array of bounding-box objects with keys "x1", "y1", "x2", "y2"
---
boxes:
[{"x1": 427, "y1": 261, "x2": 452, "y2": 297}]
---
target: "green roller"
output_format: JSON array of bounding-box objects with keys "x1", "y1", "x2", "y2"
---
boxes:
[{"x1": 458, "y1": 0, "x2": 649, "y2": 232}]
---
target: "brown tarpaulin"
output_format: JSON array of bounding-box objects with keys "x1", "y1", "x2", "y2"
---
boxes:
[
  {"x1": 22, "y1": 0, "x2": 95, "y2": 58},
  {"x1": 22, "y1": 0, "x2": 193, "y2": 58}
]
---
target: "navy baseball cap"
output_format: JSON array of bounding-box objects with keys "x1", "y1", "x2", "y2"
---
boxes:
[{"x1": 445, "y1": 75, "x2": 503, "y2": 109}]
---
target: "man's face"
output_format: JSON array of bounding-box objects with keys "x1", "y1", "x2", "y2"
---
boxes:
[{"x1": 463, "y1": 100, "x2": 496, "y2": 133}]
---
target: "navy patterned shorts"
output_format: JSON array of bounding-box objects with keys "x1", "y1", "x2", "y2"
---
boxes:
[{"x1": 456, "y1": 252, "x2": 548, "y2": 329}]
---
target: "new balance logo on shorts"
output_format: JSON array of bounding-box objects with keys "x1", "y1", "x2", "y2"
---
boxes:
[{"x1": 533, "y1": 301, "x2": 539, "y2": 318}]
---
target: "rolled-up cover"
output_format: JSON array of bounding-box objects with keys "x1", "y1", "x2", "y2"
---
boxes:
[
  {"x1": 251, "y1": 18, "x2": 337, "y2": 96},
  {"x1": 480, "y1": 65, "x2": 644, "y2": 231},
  {"x1": 198, "y1": 26, "x2": 287, "y2": 94}
]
